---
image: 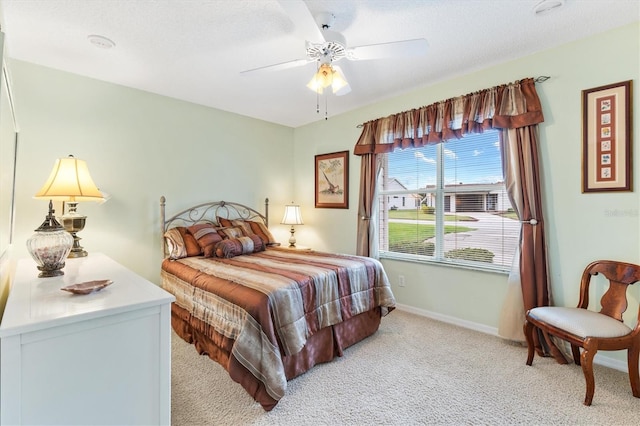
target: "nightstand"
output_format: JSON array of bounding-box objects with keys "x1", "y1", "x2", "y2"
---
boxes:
[
  {"x1": 0, "y1": 253, "x2": 175, "y2": 425},
  {"x1": 282, "y1": 245, "x2": 312, "y2": 251}
]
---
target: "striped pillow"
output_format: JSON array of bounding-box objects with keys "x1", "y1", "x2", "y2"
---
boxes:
[
  {"x1": 247, "y1": 220, "x2": 278, "y2": 246},
  {"x1": 214, "y1": 235, "x2": 265, "y2": 258},
  {"x1": 218, "y1": 226, "x2": 246, "y2": 240},
  {"x1": 217, "y1": 217, "x2": 253, "y2": 236},
  {"x1": 164, "y1": 226, "x2": 201, "y2": 258},
  {"x1": 187, "y1": 223, "x2": 223, "y2": 257},
  {"x1": 218, "y1": 217, "x2": 277, "y2": 246},
  {"x1": 164, "y1": 228, "x2": 188, "y2": 259}
]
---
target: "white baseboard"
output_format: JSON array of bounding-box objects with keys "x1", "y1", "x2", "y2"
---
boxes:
[
  {"x1": 394, "y1": 303, "x2": 629, "y2": 373},
  {"x1": 592, "y1": 352, "x2": 628, "y2": 373},
  {"x1": 395, "y1": 303, "x2": 499, "y2": 336}
]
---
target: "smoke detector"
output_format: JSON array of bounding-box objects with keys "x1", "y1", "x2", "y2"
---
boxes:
[
  {"x1": 87, "y1": 34, "x2": 116, "y2": 49},
  {"x1": 533, "y1": 0, "x2": 565, "y2": 16}
]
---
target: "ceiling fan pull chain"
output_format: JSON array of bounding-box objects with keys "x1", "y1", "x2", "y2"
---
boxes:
[
  {"x1": 325, "y1": 94, "x2": 328, "y2": 120},
  {"x1": 315, "y1": 61, "x2": 320, "y2": 114}
]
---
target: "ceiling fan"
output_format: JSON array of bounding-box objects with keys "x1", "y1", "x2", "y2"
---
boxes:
[{"x1": 240, "y1": 0, "x2": 428, "y2": 96}]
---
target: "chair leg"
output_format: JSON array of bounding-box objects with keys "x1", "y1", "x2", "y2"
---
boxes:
[
  {"x1": 524, "y1": 320, "x2": 535, "y2": 365},
  {"x1": 580, "y1": 342, "x2": 597, "y2": 406},
  {"x1": 628, "y1": 343, "x2": 640, "y2": 398},
  {"x1": 571, "y1": 344, "x2": 581, "y2": 365}
]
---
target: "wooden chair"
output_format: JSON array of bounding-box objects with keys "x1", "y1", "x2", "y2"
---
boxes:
[{"x1": 523, "y1": 260, "x2": 640, "y2": 406}]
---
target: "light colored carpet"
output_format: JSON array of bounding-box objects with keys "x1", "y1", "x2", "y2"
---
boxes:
[{"x1": 171, "y1": 309, "x2": 638, "y2": 425}]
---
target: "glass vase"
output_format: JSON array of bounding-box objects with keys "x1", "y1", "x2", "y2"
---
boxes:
[{"x1": 26, "y1": 201, "x2": 74, "y2": 278}]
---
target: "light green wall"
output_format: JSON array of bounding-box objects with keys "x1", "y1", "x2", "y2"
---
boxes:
[
  {"x1": 8, "y1": 60, "x2": 294, "y2": 283},
  {"x1": 293, "y1": 23, "x2": 640, "y2": 365},
  {"x1": 4, "y1": 23, "x2": 639, "y2": 367}
]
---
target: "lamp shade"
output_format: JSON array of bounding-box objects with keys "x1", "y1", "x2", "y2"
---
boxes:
[
  {"x1": 281, "y1": 204, "x2": 304, "y2": 225},
  {"x1": 35, "y1": 155, "x2": 104, "y2": 202},
  {"x1": 306, "y1": 64, "x2": 351, "y2": 95},
  {"x1": 329, "y1": 65, "x2": 350, "y2": 95}
]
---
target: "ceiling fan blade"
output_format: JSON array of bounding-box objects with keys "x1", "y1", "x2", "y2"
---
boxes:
[
  {"x1": 240, "y1": 58, "x2": 310, "y2": 75},
  {"x1": 347, "y1": 38, "x2": 428, "y2": 61},
  {"x1": 277, "y1": 0, "x2": 325, "y2": 44}
]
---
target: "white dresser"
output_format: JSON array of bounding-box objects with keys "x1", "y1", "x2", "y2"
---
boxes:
[{"x1": 0, "y1": 253, "x2": 175, "y2": 425}]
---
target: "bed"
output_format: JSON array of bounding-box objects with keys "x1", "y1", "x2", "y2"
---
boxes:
[{"x1": 160, "y1": 196, "x2": 396, "y2": 411}]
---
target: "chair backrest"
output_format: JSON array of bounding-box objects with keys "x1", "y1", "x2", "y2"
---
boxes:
[{"x1": 579, "y1": 260, "x2": 640, "y2": 321}]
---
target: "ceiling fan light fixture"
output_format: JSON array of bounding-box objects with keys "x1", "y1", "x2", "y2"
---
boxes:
[
  {"x1": 306, "y1": 78, "x2": 325, "y2": 94},
  {"x1": 330, "y1": 66, "x2": 349, "y2": 95},
  {"x1": 306, "y1": 63, "x2": 333, "y2": 93},
  {"x1": 306, "y1": 63, "x2": 349, "y2": 95}
]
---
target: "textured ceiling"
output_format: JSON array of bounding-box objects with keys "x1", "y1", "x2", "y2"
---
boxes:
[{"x1": 0, "y1": 0, "x2": 638, "y2": 128}]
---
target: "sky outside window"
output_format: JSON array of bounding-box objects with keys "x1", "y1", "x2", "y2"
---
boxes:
[{"x1": 387, "y1": 130, "x2": 503, "y2": 189}]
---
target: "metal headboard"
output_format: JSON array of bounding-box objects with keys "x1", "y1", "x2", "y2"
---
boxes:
[{"x1": 160, "y1": 196, "x2": 269, "y2": 257}]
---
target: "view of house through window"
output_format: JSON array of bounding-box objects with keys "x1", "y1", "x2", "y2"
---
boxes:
[{"x1": 378, "y1": 130, "x2": 520, "y2": 271}]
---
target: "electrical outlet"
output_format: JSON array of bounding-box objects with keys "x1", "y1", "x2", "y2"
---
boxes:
[{"x1": 398, "y1": 275, "x2": 405, "y2": 287}]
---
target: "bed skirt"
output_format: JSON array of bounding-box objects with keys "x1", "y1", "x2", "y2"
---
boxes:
[{"x1": 171, "y1": 303, "x2": 382, "y2": 410}]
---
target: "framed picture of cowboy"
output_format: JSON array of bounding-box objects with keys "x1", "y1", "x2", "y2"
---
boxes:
[{"x1": 315, "y1": 150, "x2": 349, "y2": 208}]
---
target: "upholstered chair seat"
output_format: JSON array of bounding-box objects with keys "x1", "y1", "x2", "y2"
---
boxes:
[
  {"x1": 527, "y1": 307, "x2": 632, "y2": 339},
  {"x1": 524, "y1": 260, "x2": 640, "y2": 406}
]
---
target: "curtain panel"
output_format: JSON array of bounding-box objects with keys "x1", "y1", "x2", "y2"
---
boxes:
[
  {"x1": 355, "y1": 153, "x2": 382, "y2": 258},
  {"x1": 354, "y1": 77, "x2": 561, "y2": 360}
]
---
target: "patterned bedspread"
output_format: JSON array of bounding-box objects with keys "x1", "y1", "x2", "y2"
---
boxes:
[{"x1": 161, "y1": 247, "x2": 395, "y2": 403}]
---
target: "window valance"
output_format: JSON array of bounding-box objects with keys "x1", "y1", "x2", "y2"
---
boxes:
[{"x1": 353, "y1": 77, "x2": 544, "y2": 155}]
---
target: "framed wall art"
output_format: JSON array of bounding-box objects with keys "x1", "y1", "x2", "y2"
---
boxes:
[
  {"x1": 315, "y1": 150, "x2": 349, "y2": 208},
  {"x1": 582, "y1": 80, "x2": 632, "y2": 192}
]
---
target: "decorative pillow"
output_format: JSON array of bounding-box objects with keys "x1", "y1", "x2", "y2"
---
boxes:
[
  {"x1": 217, "y1": 217, "x2": 233, "y2": 227},
  {"x1": 217, "y1": 217, "x2": 254, "y2": 236},
  {"x1": 164, "y1": 228, "x2": 187, "y2": 259},
  {"x1": 187, "y1": 223, "x2": 223, "y2": 257},
  {"x1": 164, "y1": 227, "x2": 201, "y2": 258},
  {"x1": 214, "y1": 235, "x2": 265, "y2": 258},
  {"x1": 218, "y1": 226, "x2": 246, "y2": 240},
  {"x1": 218, "y1": 217, "x2": 277, "y2": 246},
  {"x1": 247, "y1": 220, "x2": 278, "y2": 246}
]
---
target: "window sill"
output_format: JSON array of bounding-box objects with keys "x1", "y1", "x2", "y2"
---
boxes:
[{"x1": 379, "y1": 251, "x2": 510, "y2": 275}]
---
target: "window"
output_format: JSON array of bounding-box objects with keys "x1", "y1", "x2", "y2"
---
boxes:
[{"x1": 378, "y1": 130, "x2": 520, "y2": 271}]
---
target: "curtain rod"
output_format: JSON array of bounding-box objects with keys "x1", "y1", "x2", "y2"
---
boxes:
[{"x1": 355, "y1": 76, "x2": 551, "y2": 128}]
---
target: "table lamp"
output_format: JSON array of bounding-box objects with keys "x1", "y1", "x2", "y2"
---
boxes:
[
  {"x1": 34, "y1": 155, "x2": 104, "y2": 258},
  {"x1": 281, "y1": 202, "x2": 304, "y2": 247}
]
